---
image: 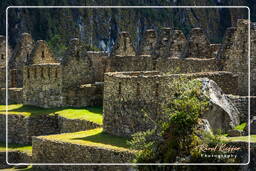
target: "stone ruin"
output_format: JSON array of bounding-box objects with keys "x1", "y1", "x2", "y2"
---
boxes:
[{"x1": 0, "y1": 19, "x2": 255, "y2": 137}]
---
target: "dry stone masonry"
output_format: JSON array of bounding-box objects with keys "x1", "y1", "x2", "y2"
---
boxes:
[{"x1": 0, "y1": 18, "x2": 255, "y2": 167}]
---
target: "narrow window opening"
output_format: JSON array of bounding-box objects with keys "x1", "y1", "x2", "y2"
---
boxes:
[
  {"x1": 41, "y1": 51, "x2": 45, "y2": 58},
  {"x1": 118, "y1": 82, "x2": 121, "y2": 95},
  {"x1": 27, "y1": 68, "x2": 30, "y2": 79},
  {"x1": 155, "y1": 83, "x2": 159, "y2": 97},
  {"x1": 136, "y1": 83, "x2": 140, "y2": 96},
  {"x1": 55, "y1": 68, "x2": 58, "y2": 78}
]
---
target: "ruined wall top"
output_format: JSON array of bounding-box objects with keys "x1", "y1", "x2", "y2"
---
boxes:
[
  {"x1": 169, "y1": 30, "x2": 187, "y2": 58},
  {"x1": 111, "y1": 31, "x2": 136, "y2": 57},
  {"x1": 29, "y1": 40, "x2": 58, "y2": 65},
  {"x1": 62, "y1": 38, "x2": 88, "y2": 64},
  {"x1": 139, "y1": 29, "x2": 157, "y2": 56},
  {"x1": 10, "y1": 33, "x2": 34, "y2": 68},
  {"x1": 0, "y1": 35, "x2": 11, "y2": 68},
  {"x1": 182, "y1": 27, "x2": 212, "y2": 58},
  {"x1": 154, "y1": 27, "x2": 172, "y2": 58}
]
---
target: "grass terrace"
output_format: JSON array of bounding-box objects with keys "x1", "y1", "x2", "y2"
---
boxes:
[
  {"x1": 0, "y1": 104, "x2": 103, "y2": 125},
  {"x1": 38, "y1": 128, "x2": 133, "y2": 152},
  {"x1": 0, "y1": 142, "x2": 32, "y2": 155}
]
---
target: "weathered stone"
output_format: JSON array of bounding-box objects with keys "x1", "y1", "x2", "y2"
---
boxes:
[
  {"x1": 111, "y1": 31, "x2": 136, "y2": 57},
  {"x1": 139, "y1": 29, "x2": 157, "y2": 56},
  {"x1": 199, "y1": 78, "x2": 240, "y2": 133},
  {"x1": 182, "y1": 27, "x2": 212, "y2": 58},
  {"x1": 29, "y1": 40, "x2": 58, "y2": 65},
  {"x1": 104, "y1": 71, "x2": 239, "y2": 137},
  {"x1": 154, "y1": 27, "x2": 172, "y2": 58},
  {"x1": 169, "y1": 30, "x2": 187, "y2": 58},
  {"x1": 9, "y1": 33, "x2": 34, "y2": 87}
]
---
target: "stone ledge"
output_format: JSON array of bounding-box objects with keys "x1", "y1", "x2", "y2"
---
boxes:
[
  {"x1": 58, "y1": 116, "x2": 101, "y2": 133},
  {"x1": 32, "y1": 129, "x2": 135, "y2": 168}
]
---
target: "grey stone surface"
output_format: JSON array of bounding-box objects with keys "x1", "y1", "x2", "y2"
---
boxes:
[{"x1": 199, "y1": 78, "x2": 240, "y2": 133}]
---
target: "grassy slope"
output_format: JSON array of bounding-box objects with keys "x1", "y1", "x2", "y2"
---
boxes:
[
  {"x1": 225, "y1": 135, "x2": 256, "y2": 143},
  {"x1": 0, "y1": 104, "x2": 103, "y2": 125},
  {"x1": 0, "y1": 142, "x2": 32, "y2": 154},
  {"x1": 39, "y1": 128, "x2": 133, "y2": 152}
]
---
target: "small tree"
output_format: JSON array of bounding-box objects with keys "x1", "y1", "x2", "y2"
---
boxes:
[{"x1": 129, "y1": 78, "x2": 210, "y2": 167}]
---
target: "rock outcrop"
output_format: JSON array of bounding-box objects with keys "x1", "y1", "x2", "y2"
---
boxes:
[{"x1": 199, "y1": 78, "x2": 240, "y2": 133}]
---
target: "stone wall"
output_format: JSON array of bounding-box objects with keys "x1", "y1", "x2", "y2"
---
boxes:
[
  {"x1": 182, "y1": 28, "x2": 212, "y2": 58},
  {"x1": 9, "y1": 33, "x2": 34, "y2": 88},
  {"x1": 169, "y1": 30, "x2": 187, "y2": 58},
  {"x1": 0, "y1": 114, "x2": 59, "y2": 144},
  {"x1": 0, "y1": 88, "x2": 23, "y2": 104},
  {"x1": 226, "y1": 95, "x2": 256, "y2": 123},
  {"x1": 222, "y1": 19, "x2": 253, "y2": 96},
  {"x1": 87, "y1": 51, "x2": 108, "y2": 82},
  {"x1": 107, "y1": 55, "x2": 153, "y2": 72},
  {"x1": 58, "y1": 116, "x2": 100, "y2": 133},
  {"x1": 156, "y1": 57, "x2": 218, "y2": 74},
  {"x1": 32, "y1": 136, "x2": 134, "y2": 170},
  {"x1": 23, "y1": 64, "x2": 62, "y2": 108},
  {"x1": 0, "y1": 150, "x2": 32, "y2": 169},
  {"x1": 103, "y1": 71, "x2": 238, "y2": 137},
  {"x1": 29, "y1": 40, "x2": 57, "y2": 65},
  {"x1": 0, "y1": 67, "x2": 5, "y2": 88}
]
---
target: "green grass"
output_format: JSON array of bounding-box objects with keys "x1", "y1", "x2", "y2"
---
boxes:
[
  {"x1": 0, "y1": 104, "x2": 103, "y2": 125},
  {"x1": 40, "y1": 128, "x2": 133, "y2": 152},
  {"x1": 224, "y1": 135, "x2": 256, "y2": 143},
  {"x1": 0, "y1": 142, "x2": 32, "y2": 154},
  {"x1": 234, "y1": 122, "x2": 246, "y2": 131},
  {"x1": 56, "y1": 107, "x2": 103, "y2": 125}
]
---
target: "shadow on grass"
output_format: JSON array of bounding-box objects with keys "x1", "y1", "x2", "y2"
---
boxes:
[
  {"x1": 0, "y1": 105, "x2": 103, "y2": 117},
  {"x1": 72, "y1": 131, "x2": 130, "y2": 149},
  {"x1": 0, "y1": 105, "x2": 63, "y2": 117},
  {"x1": 86, "y1": 106, "x2": 103, "y2": 115}
]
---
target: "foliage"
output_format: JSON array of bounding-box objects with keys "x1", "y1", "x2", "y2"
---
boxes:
[
  {"x1": 129, "y1": 78, "x2": 210, "y2": 165},
  {"x1": 234, "y1": 122, "x2": 246, "y2": 131},
  {"x1": 47, "y1": 34, "x2": 67, "y2": 58}
]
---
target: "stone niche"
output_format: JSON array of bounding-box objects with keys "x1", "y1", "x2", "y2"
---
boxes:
[{"x1": 103, "y1": 71, "x2": 239, "y2": 137}]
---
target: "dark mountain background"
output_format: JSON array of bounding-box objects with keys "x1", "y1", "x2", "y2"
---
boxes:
[{"x1": 0, "y1": 0, "x2": 255, "y2": 57}]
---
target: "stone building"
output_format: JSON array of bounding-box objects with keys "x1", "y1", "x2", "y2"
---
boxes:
[{"x1": 0, "y1": 19, "x2": 254, "y2": 137}]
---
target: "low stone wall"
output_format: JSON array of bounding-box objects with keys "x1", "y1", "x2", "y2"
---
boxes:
[
  {"x1": 62, "y1": 83, "x2": 103, "y2": 107},
  {"x1": 32, "y1": 137, "x2": 135, "y2": 171},
  {"x1": 107, "y1": 55, "x2": 153, "y2": 72},
  {"x1": 0, "y1": 114, "x2": 59, "y2": 144},
  {"x1": 156, "y1": 58, "x2": 218, "y2": 74},
  {"x1": 58, "y1": 116, "x2": 101, "y2": 133},
  {"x1": 0, "y1": 88, "x2": 23, "y2": 104},
  {"x1": 0, "y1": 67, "x2": 5, "y2": 88},
  {"x1": 0, "y1": 150, "x2": 32, "y2": 169},
  {"x1": 103, "y1": 71, "x2": 238, "y2": 137},
  {"x1": 226, "y1": 95, "x2": 256, "y2": 122}
]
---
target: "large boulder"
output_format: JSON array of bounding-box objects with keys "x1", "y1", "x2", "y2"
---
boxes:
[{"x1": 198, "y1": 78, "x2": 240, "y2": 133}]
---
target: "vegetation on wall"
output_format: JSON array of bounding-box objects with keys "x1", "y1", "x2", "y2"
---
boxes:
[{"x1": 128, "y1": 78, "x2": 240, "y2": 170}]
